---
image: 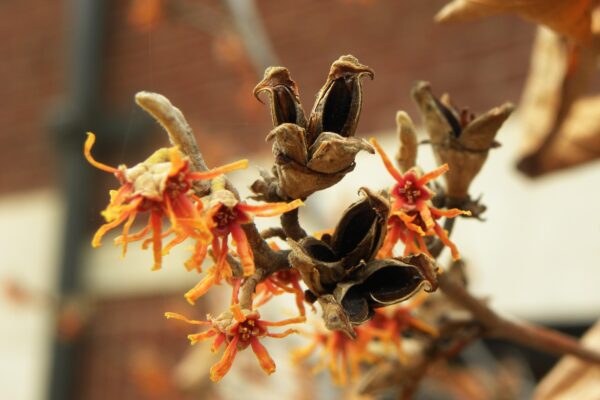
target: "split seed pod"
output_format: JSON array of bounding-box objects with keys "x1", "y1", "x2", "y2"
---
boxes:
[
  {"x1": 254, "y1": 55, "x2": 375, "y2": 200},
  {"x1": 412, "y1": 81, "x2": 514, "y2": 200},
  {"x1": 287, "y1": 188, "x2": 389, "y2": 294},
  {"x1": 333, "y1": 258, "x2": 434, "y2": 325}
]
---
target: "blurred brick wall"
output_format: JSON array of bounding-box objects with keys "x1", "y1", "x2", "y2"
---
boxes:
[
  {"x1": 0, "y1": 0, "x2": 65, "y2": 194},
  {"x1": 0, "y1": 0, "x2": 533, "y2": 195}
]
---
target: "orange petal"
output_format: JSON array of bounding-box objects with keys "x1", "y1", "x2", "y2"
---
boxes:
[
  {"x1": 252, "y1": 291, "x2": 274, "y2": 309},
  {"x1": 230, "y1": 223, "x2": 254, "y2": 276},
  {"x1": 162, "y1": 232, "x2": 187, "y2": 256},
  {"x1": 150, "y1": 211, "x2": 163, "y2": 271},
  {"x1": 378, "y1": 221, "x2": 401, "y2": 258},
  {"x1": 266, "y1": 328, "x2": 298, "y2": 339},
  {"x1": 187, "y1": 159, "x2": 249, "y2": 181},
  {"x1": 418, "y1": 204, "x2": 435, "y2": 231},
  {"x1": 116, "y1": 219, "x2": 152, "y2": 244},
  {"x1": 120, "y1": 212, "x2": 137, "y2": 258},
  {"x1": 415, "y1": 234, "x2": 432, "y2": 257},
  {"x1": 84, "y1": 132, "x2": 119, "y2": 174},
  {"x1": 417, "y1": 163, "x2": 449, "y2": 185},
  {"x1": 184, "y1": 241, "x2": 208, "y2": 273},
  {"x1": 397, "y1": 212, "x2": 425, "y2": 235},
  {"x1": 369, "y1": 137, "x2": 404, "y2": 183},
  {"x1": 260, "y1": 316, "x2": 306, "y2": 327},
  {"x1": 229, "y1": 303, "x2": 247, "y2": 323},
  {"x1": 188, "y1": 329, "x2": 218, "y2": 345},
  {"x1": 432, "y1": 207, "x2": 471, "y2": 219},
  {"x1": 210, "y1": 336, "x2": 239, "y2": 382},
  {"x1": 239, "y1": 199, "x2": 303, "y2": 217},
  {"x1": 250, "y1": 338, "x2": 276, "y2": 375},
  {"x1": 184, "y1": 272, "x2": 217, "y2": 305},
  {"x1": 167, "y1": 147, "x2": 186, "y2": 177},
  {"x1": 164, "y1": 312, "x2": 210, "y2": 326},
  {"x1": 433, "y1": 224, "x2": 460, "y2": 260},
  {"x1": 92, "y1": 210, "x2": 131, "y2": 248},
  {"x1": 408, "y1": 316, "x2": 439, "y2": 337},
  {"x1": 211, "y1": 333, "x2": 226, "y2": 353}
]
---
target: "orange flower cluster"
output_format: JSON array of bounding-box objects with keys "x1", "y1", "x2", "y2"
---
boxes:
[
  {"x1": 184, "y1": 190, "x2": 302, "y2": 305},
  {"x1": 253, "y1": 267, "x2": 310, "y2": 316},
  {"x1": 361, "y1": 301, "x2": 438, "y2": 364},
  {"x1": 370, "y1": 138, "x2": 470, "y2": 259},
  {"x1": 166, "y1": 305, "x2": 305, "y2": 382},
  {"x1": 86, "y1": 133, "x2": 303, "y2": 303},
  {"x1": 292, "y1": 297, "x2": 436, "y2": 385},
  {"x1": 292, "y1": 328, "x2": 378, "y2": 386},
  {"x1": 85, "y1": 132, "x2": 247, "y2": 271}
]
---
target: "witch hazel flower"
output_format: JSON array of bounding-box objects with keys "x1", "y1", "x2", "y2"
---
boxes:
[
  {"x1": 184, "y1": 185, "x2": 303, "y2": 304},
  {"x1": 369, "y1": 137, "x2": 470, "y2": 260},
  {"x1": 361, "y1": 297, "x2": 438, "y2": 364},
  {"x1": 291, "y1": 326, "x2": 379, "y2": 386},
  {"x1": 84, "y1": 132, "x2": 248, "y2": 270},
  {"x1": 165, "y1": 304, "x2": 305, "y2": 382},
  {"x1": 253, "y1": 267, "x2": 311, "y2": 316}
]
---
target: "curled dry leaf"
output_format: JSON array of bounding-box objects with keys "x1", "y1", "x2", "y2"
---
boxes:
[{"x1": 435, "y1": 0, "x2": 594, "y2": 44}]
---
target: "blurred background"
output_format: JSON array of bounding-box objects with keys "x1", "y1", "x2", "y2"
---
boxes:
[{"x1": 1, "y1": 0, "x2": 599, "y2": 399}]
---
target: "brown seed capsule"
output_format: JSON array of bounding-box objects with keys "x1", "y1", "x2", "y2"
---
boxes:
[
  {"x1": 254, "y1": 56, "x2": 374, "y2": 200},
  {"x1": 264, "y1": 123, "x2": 373, "y2": 200},
  {"x1": 253, "y1": 66, "x2": 307, "y2": 128},
  {"x1": 330, "y1": 188, "x2": 389, "y2": 269},
  {"x1": 412, "y1": 81, "x2": 514, "y2": 200},
  {"x1": 287, "y1": 188, "x2": 389, "y2": 294},
  {"x1": 307, "y1": 55, "x2": 375, "y2": 144},
  {"x1": 333, "y1": 259, "x2": 429, "y2": 324}
]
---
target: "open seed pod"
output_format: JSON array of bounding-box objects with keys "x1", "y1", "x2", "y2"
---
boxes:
[
  {"x1": 253, "y1": 66, "x2": 307, "y2": 128},
  {"x1": 411, "y1": 81, "x2": 514, "y2": 200},
  {"x1": 288, "y1": 188, "x2": 389, "y2": 293},
  {"x1": 333, "y1": 281, "x2": 373, "y2": 325},
  {"x1": 265, "y1": 123, "x2": 373, "y2": 199},
  {"x1": 330, "y1": 187, "x2": 389, "y2": 269},
  {"x1": 334, "y1": 258, "x2": 429, "y2": 325},
  {"x1": 253, "y1": 55, "x2": 374, "y2": 200},
  {"x1": 306, "y1": 55, "x2": 375, "y2": 144}
]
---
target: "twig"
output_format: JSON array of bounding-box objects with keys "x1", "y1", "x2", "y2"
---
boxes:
[
  {"x1": 135, "y1": 91, "x2": 211, "y2": 195},
  {"x1": 438, "y1": 272, "x2": 600, "y2": 365},
  {"x1": 238, "y1": 224, "x2": 291, "y2": 309},
  {"x1": 280, "y1": 209, "x2": 307, "y2": 241},
  {"x1": 429, "y1": 195, "x2": 600, "y2": 365},
  {"x1": 260, "y1": 227, "x2": 287, "y2": 240},
  {"x1": 136, "y1": 91, "x2": 291, "y2": 310}
]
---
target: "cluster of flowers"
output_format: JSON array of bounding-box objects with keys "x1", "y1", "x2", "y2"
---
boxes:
[
  {"x1": 85, "y1": 55, "x2": 499, "y2": 385},
  {"x1": 85, "y1": 132, "x2": 307, "y2": 380},
  {"x1": 370, "y1": 138, "x2": 470, "y2": 260}
]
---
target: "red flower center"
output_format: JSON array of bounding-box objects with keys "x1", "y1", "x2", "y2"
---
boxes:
[
  {"x1": 393, "y1": 175, "x2": 426, "y2": 205},
  {"x1": 232, "y1": 318, "x2": 265, "y2": 348},
  {"x1": 213, "y1": 206, "x2": 239, "y2": 234},
  {"x1": 165, "y1": 172, "x2": 191, "y2": 197}
]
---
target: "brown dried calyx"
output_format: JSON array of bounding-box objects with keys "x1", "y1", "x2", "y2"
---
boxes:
[
  {"x1": 288, "y1": 189, "x2": 438, "y2": 336},
  {"x1": 252, "y1": 55, "x2": 375, "y2": 200},
  {"x1": 411, "y1": 81, "x2": 514, "y2": 201}
]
